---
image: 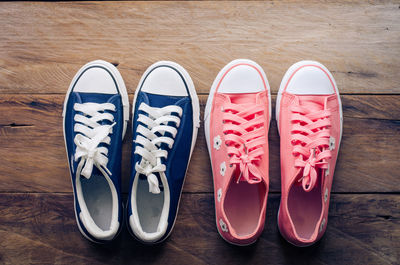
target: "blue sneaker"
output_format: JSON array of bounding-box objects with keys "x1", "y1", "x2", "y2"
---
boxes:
[
  {"x1": 127, "y1": 61, "x2": 200, "y2": 243},
  {"x1": 63, "y1": 60, "x2": 129, "y2": 243}
]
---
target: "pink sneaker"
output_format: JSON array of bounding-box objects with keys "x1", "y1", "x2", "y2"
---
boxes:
[
  {"x1": 276, "y1": 61, "x2": 343, "y2": 247},
  {"x1": 204, "y1": 59, "x2": 271, "y2": 245}
]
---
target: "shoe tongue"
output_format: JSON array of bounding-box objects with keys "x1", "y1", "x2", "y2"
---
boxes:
[
  {"x1": 143, "y1": 92, "x2": 187, "y2": 108},
  {"x1": 225, "y1": 92, "x2": 259, "y2": 105},
  {"x1": 224, "y1": 93, "x2": 262, "y2": 123},
  {"x1": 80, "y1": 167, "x2": 104, "y2": 181},
  {"x1": 75, "y1": 92, "x2": 120, "y2": 127},
  {"x1": 295, "y1": 95, "x2": 327, "y2": 111},
  {"x1": 74, "y1": 92, "x2": 116, "y2": 104},
  {"x1": 140, "y1": 93, "x2": 188, "y2": 163}
]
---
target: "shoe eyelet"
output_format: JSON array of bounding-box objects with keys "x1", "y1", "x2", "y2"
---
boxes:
[
  {"x1": 220, "y1": 162, "x2": 226, "y2": 176},
  {"x1": 219, "y1": 219, "x2": 228, "y2": 232},
  {"x1": 213, "y1": 135, "x2": 222, "y2": 150},
  {"x1": 329, "y1": 136, "x2": 336, "y2": 150},
  {"x1": 324, "y1": 188, "x2": 329, "y2": 203},
  {"x1": 325, "y1": 164, "x2": 330, "y2": 177},
  {"x1": 320, "y1": 218, "x2": 326, "y2": 232},
  {"x1": 217, "y1": 188, "x2": 222, "y2": 202}
]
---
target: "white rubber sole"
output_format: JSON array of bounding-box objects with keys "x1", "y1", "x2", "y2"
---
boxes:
[
  {"x1": 129, "y1": 61, "x2": 200, "y2": 243},
  {"x1": 275, "y1": 60, "x2": 343, "y2": 247},
  {"x1": 204, "y1": 59, "x2": 271, "y2": 246},
  {"x1": 62, "y1": 60, "x2": 129, "y2": 243},
  {"x1": 204, "y1": 59, "x2": 271, "y2": 155},
  {"x1": 275, "y1": 60, "x2": 343, "y2": 140},
  {"x1": 62, "y1": 60, "x2": 129, "y2": 138}
]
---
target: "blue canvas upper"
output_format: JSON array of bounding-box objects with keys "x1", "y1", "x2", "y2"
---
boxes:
[
  {"x1": 64, "y1": 76, "x2": 123, "y2": 243},
  {"x1": 127, "y1": 71, "x2": 194, "y2": 243}
]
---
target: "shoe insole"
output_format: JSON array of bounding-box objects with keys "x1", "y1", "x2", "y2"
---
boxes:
[
  {"x1": 224, "y1": 178, "x2": 265, "y2": 237},
  {"x1": 137, "y1": 177, "x2": 164, "y2": 233},
  {"x1": 287, "y1": 177, "x2": 322, "y2": 240},
  {"x1": 81, "y1": 169, "x2": 113, "y2": 231}
]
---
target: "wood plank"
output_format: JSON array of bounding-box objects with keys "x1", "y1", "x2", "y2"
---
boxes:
[
  {"x1": 0, "y1": 1, "x2": 399, "y2": 94},
  {"x1": 0, "y1": 94, "x2": 399, "y2": 193},
  {"x1": 0, "y1": 193, "x2": 398, "y2": 265}
]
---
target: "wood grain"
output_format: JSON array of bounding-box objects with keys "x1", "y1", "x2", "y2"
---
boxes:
[
  {"x1": 0, "y1": 1, "x2": 399, "y2": 264},
  {"x1": 0, "y1": 94, "x2": 399, "y2": 193},
  {"x1": 0, "y1": 192, "x2": 398, "y2": 265},
  {"x1": 0, "y1": 1, "x2": 399, "y2": 94}
]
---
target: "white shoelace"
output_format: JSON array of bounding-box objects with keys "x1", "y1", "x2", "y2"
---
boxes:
[
  {"x1": 134, "y1": 103, "x2": 182, "y2": 194},
  {"x1": 73, "y1": 102, "x2": 116, "y2": 179}
]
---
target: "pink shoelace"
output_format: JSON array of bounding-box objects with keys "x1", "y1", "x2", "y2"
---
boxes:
[
  {"x1": 222, "y1": 102, "x2": 266, "y2": 184},
  {"x1": 291, "y1": 98, "x2": 332, "y2": 191}
]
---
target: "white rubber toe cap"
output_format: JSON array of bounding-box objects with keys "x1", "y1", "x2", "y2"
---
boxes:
[
  {"x1": 218, "y1": 64, "x2": 265, "y2": 94},
  {"x1": 286, "y1": 64, "x2": 335, "y2": 95},
  {"x1": 74, "y1": 66, "x2": 118, "y2": 94},
  {"x1": 141, "y1": 66, "x2": 188, "y2": 96}
]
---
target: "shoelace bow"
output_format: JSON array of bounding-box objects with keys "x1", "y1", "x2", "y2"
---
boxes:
[
  {"x1": 134, "y1": 103, "x2": 182, "y2": 194},
  {"x1": 73, "y1": 103, "x2": 116, "y2": 179},
  {"x1": 291, "y1": 98, "x2": 332, "y2": 191},
  {"x1": 222, "y1": 102, "x2": 266, "y2": 184}
]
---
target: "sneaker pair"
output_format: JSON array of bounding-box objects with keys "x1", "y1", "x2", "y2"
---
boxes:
[
  {"x1": 205, "y1": 59, "x2": 342, "y2": 246},
  {"x1": 63, "y1": 60, "x2": 199, "y2": 244}
]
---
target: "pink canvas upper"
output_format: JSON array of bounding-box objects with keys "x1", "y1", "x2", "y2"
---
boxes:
[
  {"x1": 278, "y1": 63, "x2": 341, "y2": 247},
  {"x1": 209, "y1": 63, "x2": 270, "y2": 245}
]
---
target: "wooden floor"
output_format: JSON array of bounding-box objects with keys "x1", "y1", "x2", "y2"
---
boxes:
[{"x1": 0, "y1": 1, "x2": 399, "y2": 264}]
